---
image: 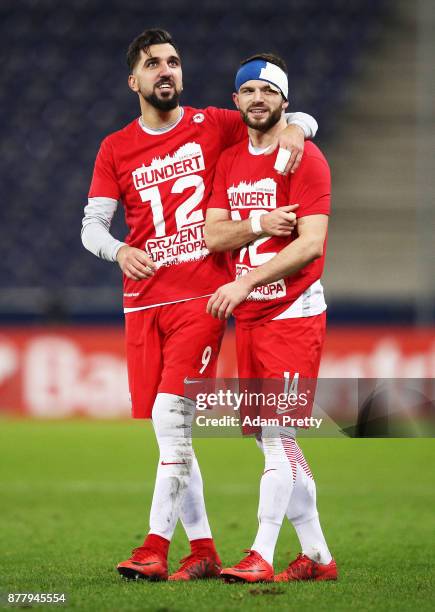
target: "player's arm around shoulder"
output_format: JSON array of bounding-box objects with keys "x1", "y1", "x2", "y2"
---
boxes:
[{"x1": 211, "y1": 107, "x2": 318, "y2": 174}]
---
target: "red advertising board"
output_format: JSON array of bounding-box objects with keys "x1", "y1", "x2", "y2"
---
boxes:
[{"x1": 0, "y1": 326, "x2": 433, "y2": 418}]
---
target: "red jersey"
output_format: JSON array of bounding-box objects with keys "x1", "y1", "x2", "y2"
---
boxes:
[
  {"x1": 208, "y1": 140, "x2": 331, "y2": 327},
  {"x1": 88, "y1": 107, "x2": 246, "y2": 309}
]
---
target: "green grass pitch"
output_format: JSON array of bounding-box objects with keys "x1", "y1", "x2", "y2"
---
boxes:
[{"x1": 0, "y1": 420, "x2": 433, "y2": 611}]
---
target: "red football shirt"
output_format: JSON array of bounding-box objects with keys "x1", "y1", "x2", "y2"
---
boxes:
[
  {"x1": 88, "y1": 107, "x2": 246, "y2": 309},
  {"x1": 208, "y1": 140, "x2": 331, "y2": 327}
]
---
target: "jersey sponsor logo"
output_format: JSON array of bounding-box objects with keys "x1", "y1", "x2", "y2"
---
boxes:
[
  {"x1": 227, "y1": 178, "x2": 277, "y2": 210},
  {"x1": 236, "y1": 263, "x2": 286, "y2": 301},
  {"x1": 132, "y1": 142, "x2": 205, "y2": 190},
  {"x1": 146, "y1": 222, "x2": 208, "y2": 267}
]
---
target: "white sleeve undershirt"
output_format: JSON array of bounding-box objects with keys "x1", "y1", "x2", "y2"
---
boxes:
[
  {"x1": 81, "y1": 197, "x2": 126, "y2": 262},
  {"x1": 286, "y1": 111, "x2": 318, "y2": 139}
]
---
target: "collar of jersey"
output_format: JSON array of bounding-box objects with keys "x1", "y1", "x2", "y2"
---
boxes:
[
  {"x1": 138, "y1": 107, "x2": 185, "y2": 135},
  {"x1": 248, "y1": 139, "x2": 273, "y2": 156}
]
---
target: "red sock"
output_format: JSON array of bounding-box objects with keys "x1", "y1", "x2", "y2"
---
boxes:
[
  {"x1": 190, "y1": 538, "x2": 218, "y2": 557},
  {"x1": 143, "y1": 533, "x2": 170, "y2": 558}
]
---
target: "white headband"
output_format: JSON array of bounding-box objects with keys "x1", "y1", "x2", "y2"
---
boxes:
[{"x1": 235, "y1": 59, "x2": 288, "y2": 100}]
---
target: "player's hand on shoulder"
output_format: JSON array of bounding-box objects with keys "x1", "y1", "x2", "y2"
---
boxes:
[
  {"x1": 116, "y1": 245, "x2": 156, "y2": 281},
  {"x1": 261, "y1": 204, "x2": 299, "y2": 237},
  {"x1": 265, "y1": 125, "x2": 305, "y2": 174}
]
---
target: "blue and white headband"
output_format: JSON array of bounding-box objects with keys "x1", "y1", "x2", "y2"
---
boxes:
[{"x1": 235, "y1": 59, "x2": 288, "y2": 100}]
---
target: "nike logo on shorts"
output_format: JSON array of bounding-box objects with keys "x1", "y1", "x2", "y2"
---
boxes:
[{"x1": 275, "y1": 406, "x2": 297, "y2": 415}]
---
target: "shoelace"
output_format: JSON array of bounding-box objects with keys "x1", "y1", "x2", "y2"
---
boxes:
[
  {"x1": 286, "y1": 553, "x2": 310, "y2": 575},
  {"x1": 234, "y1": 549, "x2": 259, "y2": 569},
  {"x1": 177, "y1": 553, "x2": 199, "y2": 570},
  {"x1": 177, "y1": 550, "x2": 214, "y2": 571}
]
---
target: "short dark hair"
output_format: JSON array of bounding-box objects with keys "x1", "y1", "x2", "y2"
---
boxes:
[
  {"x1": 126, "y1": 28, "x2": 180, "y2": 72},
  {"x1": 240, "y1": 53, "x2": 287, "y2": 75}
]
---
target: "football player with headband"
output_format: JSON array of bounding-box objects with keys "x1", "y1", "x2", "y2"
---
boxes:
[{"x1": 206, "y1": 53, "x2": 337, "y2": 583}]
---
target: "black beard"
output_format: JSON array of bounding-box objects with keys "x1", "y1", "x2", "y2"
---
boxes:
[
  {"x1": 144, "y1": 91, "x2": 180, "y2": 111},
  {"x1": 240, "y1": 105, "x2": 282, "y2": 132}
]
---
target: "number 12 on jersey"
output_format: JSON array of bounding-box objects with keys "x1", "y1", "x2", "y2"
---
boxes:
[{"x1": 139, "y1": 175, "x2": 205, "y2": 237}]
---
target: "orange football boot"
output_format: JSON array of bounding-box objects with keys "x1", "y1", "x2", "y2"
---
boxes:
[
  {"x1": 220, "y1": 550, "x2": 274, "y2": 583},
  {"x1": 168, "y1": 550, "x2": 222, "y2": 581},
  {"x1": 117, "y1": 546, "x2": 168, "y2": 581},
  {"x1": 274, "y1": 553, "x2": 338, "y2": 582}
]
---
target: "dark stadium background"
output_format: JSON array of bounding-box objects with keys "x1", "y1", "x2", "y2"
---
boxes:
[{"x1": 0, "y1": 0, "x2": 432, "y2": 326}]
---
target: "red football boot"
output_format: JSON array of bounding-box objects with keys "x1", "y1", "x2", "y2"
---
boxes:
[
  {"x1": 117, "y1": 535, "x2": 169, "y2": 581},
  {"x1": 220, "y1": 550, "x2": 274, "y2": 583},
  {"x1": 168, "y1": 550, "x2": 222, "y2": 581},
  {"x1": 274, "y1": 553, "x2": 338, "y2": 582}
]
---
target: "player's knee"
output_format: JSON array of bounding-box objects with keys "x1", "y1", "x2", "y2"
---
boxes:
[
  {"x1": 258, "y1": 473, "x2": 289, "y2": 525},
  {"x1": 152, "y1": 392, "x2": 195, "y2": 437},
  {"x1": 152, "y1": 393, "x2": 194, "y2": 466}
]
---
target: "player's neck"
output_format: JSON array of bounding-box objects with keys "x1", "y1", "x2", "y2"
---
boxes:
[
  {"x1": 248, "y1": 116, "x2": 287, "y2": 149},
  {"x1": 139, "y1": 101, "x2": 182, "y2": 130}
]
